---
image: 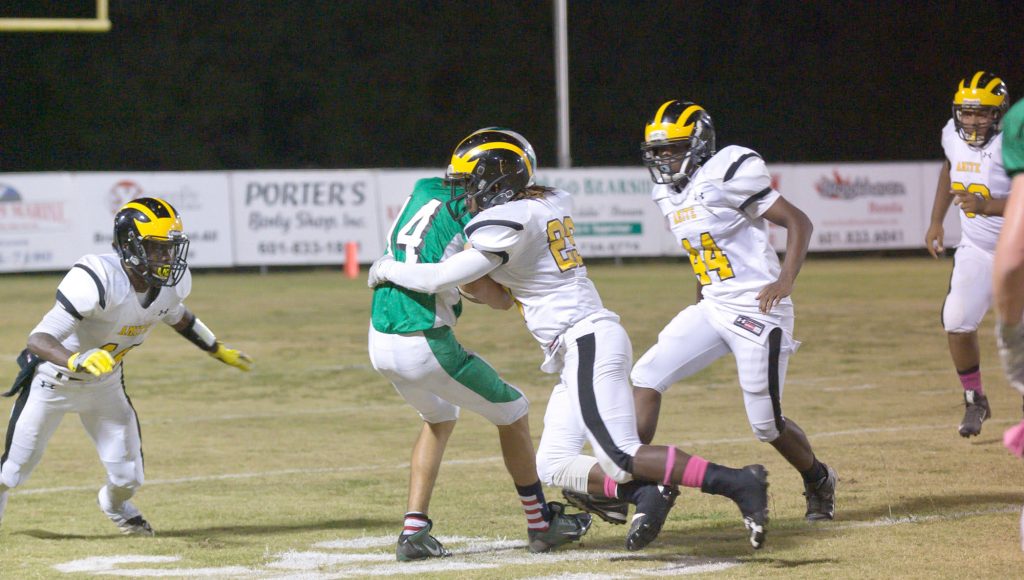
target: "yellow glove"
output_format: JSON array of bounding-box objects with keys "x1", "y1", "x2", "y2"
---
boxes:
[
  {"x1": 210, "y1": 342, "x2": 253, "y2": 372},
  {"x1": 67, "y1": 349, "x2": 116, "y2": 377}
]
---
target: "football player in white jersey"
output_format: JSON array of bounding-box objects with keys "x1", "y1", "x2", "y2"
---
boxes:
[
  {"x1": 924, "y1": 72, "x2": 1012, "y2": 437},
  {"x1": 0, "y1": 198, "x2": 252, "y2": 535},
  {"x1": 625, "y1": 100, "x2": 837, "y2": 522},
  {"x1": 370, "y1": 128, "x2": 770, "y2": 551}
]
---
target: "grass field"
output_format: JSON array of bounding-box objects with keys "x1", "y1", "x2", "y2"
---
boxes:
[{"x1": 0, "y1": 257, "x2": 1022, "y2": 579}]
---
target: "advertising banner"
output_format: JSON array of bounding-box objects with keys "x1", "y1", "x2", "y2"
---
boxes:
[
  {"x1": 0, "y1": 161, "x2": 971, "y2": 275},
  {"x1": 0, "y1": 173, "x2": 81, "y2": 272},
  {"x1": 538, "y1": 168, "x2": 666, "y2": 258},
  {"x1": 73, "y1": 172, "x2": 235, "y2": 266},
  {"x1": 769, "y1": 162, "x2": 926, "y2": 251},
  {"x1": 231, "y1": 170, "x2": 382, "y2": 265}
]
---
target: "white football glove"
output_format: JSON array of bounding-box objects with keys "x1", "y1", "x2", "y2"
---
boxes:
[
  {"x1": 367, "y1": 254, "x2": 396, "y2": 288},
  {"x1": 997, "y1": 320, "x2": 1024, "y2": 396}
]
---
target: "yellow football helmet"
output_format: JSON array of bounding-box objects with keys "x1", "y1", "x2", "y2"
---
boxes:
[
  {"x1": 953, "y1": 71, "x2": 1009, "y2": 147},
  {"x1": 641, "y1": 100, "x2": 716, "y2": 187},
  {"x1": 445, "y1": 128, "x2": 537, "y2": 219},
  {"x1": 113, "y1": 197, "x2": 189, "y2": 287}
]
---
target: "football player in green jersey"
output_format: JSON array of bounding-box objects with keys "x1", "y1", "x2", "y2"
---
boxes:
[{"x1": 369, "y1": 177, "x2": 590, "y2": 560}]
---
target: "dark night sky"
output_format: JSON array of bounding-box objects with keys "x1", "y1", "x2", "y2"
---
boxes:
[{"x1": 1, "y1": 1, "x2": 1022, "y2": 172}]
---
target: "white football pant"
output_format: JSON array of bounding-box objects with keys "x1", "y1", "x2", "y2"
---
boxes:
[{"x1": 631, "y1": 300, "x2": 798, "y2": 442}]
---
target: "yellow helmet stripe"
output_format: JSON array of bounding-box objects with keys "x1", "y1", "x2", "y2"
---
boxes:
[
  {"x1": 983, "y1": 75, "x2": 1004, "y2": 94},
  {"x1": 676, "y1": 105, "x2": 704, "y2": 129},
  {"x1": 453, "y1": 142, "x2": 532, "y2": 174},
  {"x1": 124, "y1": 200, "x2": 182, "y2": 239},
  {"x1": 653, "y1": 100, "x2": 677, "y2": 124},
  {"x1": 649, "y1": 103, "x2": 704, "y2": 141},
  {"x1": 970, "y1": 71, "x2": 985, "y2": 89}
]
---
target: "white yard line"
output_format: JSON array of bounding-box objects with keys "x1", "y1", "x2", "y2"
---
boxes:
[
  {"x1": 54, "y1": 504, "x2": 1023, "y2": 580},
  {"x1": 833, "y1": 505, "x2": 1021, "y2": 529}
]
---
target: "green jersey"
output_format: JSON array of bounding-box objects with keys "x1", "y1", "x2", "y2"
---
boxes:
[
  {"x1": 371, "y1": 178, "x2": 470, "y2": 333},
  {"x1": 1004, "y1": 99, "x2": 1024, "y2": 177}
]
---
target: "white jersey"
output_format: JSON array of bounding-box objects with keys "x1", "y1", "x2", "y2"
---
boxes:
[
  {"x1": 31, "y1": 253, "x2": 190, "y2": 386},
  {"x1": 653, "y1": 145, "x2": 787, "y2": 320},
  {"x1": 941, "y1": 118, "x2": 1010, "y2": 253},
  {"x1": 465, "y1": 189, "x2": 609, "y2": 348}
]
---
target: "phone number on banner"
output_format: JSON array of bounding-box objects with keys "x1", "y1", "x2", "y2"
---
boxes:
[
  {"x1": 0, "y1": 250, "x2": 55, "y2": 268},
  {"x1": 257, "y1": 241, "x2": 349, "y2": 256}
]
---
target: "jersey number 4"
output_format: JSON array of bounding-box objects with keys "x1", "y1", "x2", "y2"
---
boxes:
[
  {"x1": 391, "y1": 199, "x2": 443, "y2": 263},
  {"x1": 682, "y1": 232, "x2": 734, "y2": 285},
  {"x1": 547, "y1": 217, "x2": 584, "y2": 272},
  {"x1": 951, "y1": 181, "x2": 991, "y2": 219}
]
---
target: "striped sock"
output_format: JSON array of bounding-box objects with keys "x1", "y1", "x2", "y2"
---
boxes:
[
  {"x1": 516, "y1": 481, "x2": 551, "y2": 531},
  {"x1": 401, "y1": 511, "x2": 429, "y2": 536}
]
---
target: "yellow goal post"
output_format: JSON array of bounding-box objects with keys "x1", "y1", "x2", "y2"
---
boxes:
[{"x1": 0, "y1": 0, "x2": 111, "y2": 33}]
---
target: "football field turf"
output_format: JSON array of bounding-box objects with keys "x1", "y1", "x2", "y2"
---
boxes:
[{"x1": 0, "y1": 257, "x2": 1021, "y2": 578}]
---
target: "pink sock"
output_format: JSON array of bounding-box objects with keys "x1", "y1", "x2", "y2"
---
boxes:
[
  {"x1": 603, "y1": 475, "x2": 618, "y2": 499},
  {"x1": 663, "y1": 446, "x2": 677, "y2": 486},
  {"x1": 681, "y1": 455, "x2": 709, "y2": 489},
  {"x1": 959, "y1": 368, "x2": 983, "y2": 394}
]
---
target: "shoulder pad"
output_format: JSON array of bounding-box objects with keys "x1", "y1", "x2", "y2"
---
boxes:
[
  {"x1": 55, "y1": 255, "x2": 109, "y2": 320},
  {"x1": 719, "y1": 147, "x2": 770, "y2": 192},
  {"x1": 466, "y1": 205, "x2": 527, "y2": 254}
]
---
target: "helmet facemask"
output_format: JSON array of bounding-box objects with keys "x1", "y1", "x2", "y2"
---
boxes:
[
  {"x1": 953, "y1": 104, "x2": 1002, "y2": 147},
  {"x1": 121, "y1": 231, "x2": 190, "y2": 288}
]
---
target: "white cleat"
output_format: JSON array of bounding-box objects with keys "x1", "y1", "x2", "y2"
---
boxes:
[{"x1": 98, "y1": 488, "x2": 154, "y2": 536}]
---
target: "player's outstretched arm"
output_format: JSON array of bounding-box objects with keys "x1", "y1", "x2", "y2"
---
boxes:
[
  {"x1": 170, "y1": 310, "x2": 252, "y2": 371},
  {"x1": 369, "y1": 248, "x2": 502, "y2": 294}
]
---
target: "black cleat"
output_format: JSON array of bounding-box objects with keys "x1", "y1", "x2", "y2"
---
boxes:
[
  {"x1": 958, "y1": 391, "x2": 991, "y2": 437},
  {"x1": 396, "y1": 519, "x2": 452, "y2": 561},
  {"x1": 625, "y1": 484, "x2": 678, "y2": 551},
  {"x1": 562, "y1": 489, "x2": 629, "y2": 525},
  {"x1": 804, "y1": 464, "x2": 837, "y2": 521},
  {"x1": 732, "y1": 465, "x2": 769, "y2": 549},
  {"x1": 527, "y1": 502, "x2": 592, "y2": 553}
]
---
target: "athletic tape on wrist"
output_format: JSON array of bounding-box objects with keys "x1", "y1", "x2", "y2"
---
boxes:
[{"x1": 177, "y1": 313, "x2": 218, "y2": 352}]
